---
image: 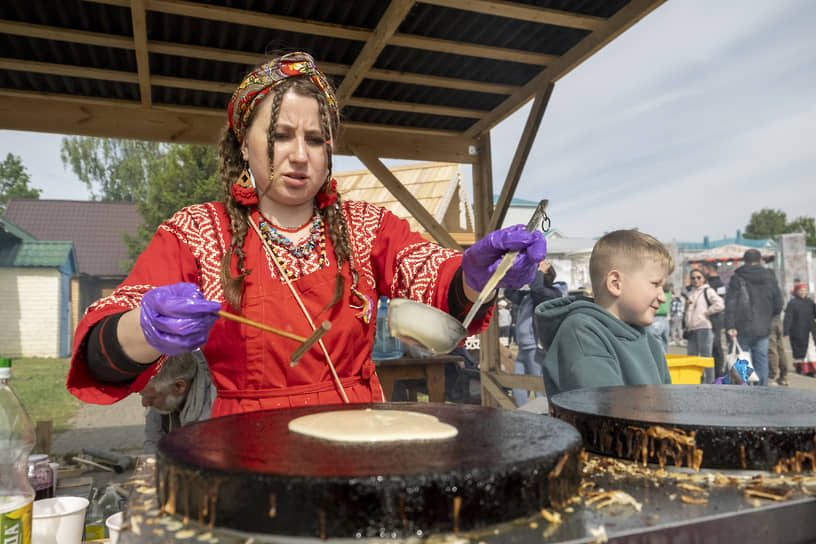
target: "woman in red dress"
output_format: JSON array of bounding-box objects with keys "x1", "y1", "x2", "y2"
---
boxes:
[{"x1": 67, "y1": 52, "x2": 547, "y2": 417}]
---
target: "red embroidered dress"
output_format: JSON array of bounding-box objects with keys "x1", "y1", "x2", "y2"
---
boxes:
[{"x1": 68, "y1": 201, "x2": 489, "y2": 417}]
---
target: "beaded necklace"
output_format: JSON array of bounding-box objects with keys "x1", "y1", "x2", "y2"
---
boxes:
[{"x1": 259, "y1": 211, "x2": 323, "y2": 259}]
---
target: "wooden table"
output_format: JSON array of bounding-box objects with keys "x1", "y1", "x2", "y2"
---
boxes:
[{"x1": 374, "y1": 355, "x2": 463, "y2": 402}]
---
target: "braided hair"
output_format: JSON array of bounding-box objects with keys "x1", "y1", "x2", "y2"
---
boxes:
[{"x1": 218, "y1": 75, "x2": 358, "y2": 313}]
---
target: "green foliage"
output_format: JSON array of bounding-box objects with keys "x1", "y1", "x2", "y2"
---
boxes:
[
  {"x1": 744, "y1": 208, "x2": 816, "y2": 247},
  {"x1": 60, "y1": 136, "x2": 221, "y2": 267},
  {"x1": 123, "y1": 144, "x2": 221, "y2": 264},
  {"x1": 787, "y1": 216, "x2": 816, "y2": 247},
  {"x1": 9, "y1": 358, "x2": 82, "y2": 432},
  {"x1": 60, "y1": 137, "x2": 164, "y2": 201},
  {"x1": 0, "y1": 153, "x2": 41, "y2": 213}
]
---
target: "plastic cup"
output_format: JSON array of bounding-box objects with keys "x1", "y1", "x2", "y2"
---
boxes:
[
  {"x1": 32, "y1": 496, "x2": 89, "y2": 544},
  {"x1": 106, "y1": 511, "x2": 123, "y2": 544}
]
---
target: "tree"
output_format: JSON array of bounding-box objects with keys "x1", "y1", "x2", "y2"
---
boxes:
[
  {"x1": 743, "y1": 209, "x2": 788, "y2": 240},
  {"x1": 787, "y1": 216, "x2": 816, "y2": 247},
  {"x1": 744, "y1": 208, "x2": 816, "y2": 247},
  {"x1": 0, "y1": 153, "x2": 41, "y2": 214},
  {"x1": 60, "y1": 137, "x2": 164, "y2": 201},
  {"x1": 123, "y1": 144, "x2": 221, "y2": 262},
  {"x1": 60, "y1": 136, "x2": 221, "y2": 266}
]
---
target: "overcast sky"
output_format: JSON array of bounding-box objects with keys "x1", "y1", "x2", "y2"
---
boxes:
[{"x1": 2, "y1": 0, "x2": 814, "y2": 243}]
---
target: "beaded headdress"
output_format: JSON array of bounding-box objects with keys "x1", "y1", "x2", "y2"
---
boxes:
[{"x1": 227, "y1": 51, "x2": 339, "y2": 144}]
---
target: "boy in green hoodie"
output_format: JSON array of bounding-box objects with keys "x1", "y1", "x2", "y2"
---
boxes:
[{"x1": 536, "y1": 229, "x2": 673, "y2": 397}]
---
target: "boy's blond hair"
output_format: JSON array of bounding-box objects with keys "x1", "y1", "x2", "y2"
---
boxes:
[{"x1": 589, "y1": 230, "x2": 674, "y2": 295}]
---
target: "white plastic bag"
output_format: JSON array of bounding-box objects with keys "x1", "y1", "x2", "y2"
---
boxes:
[{"x1": 725, "y1": 340, "x2": 759, "y2": 385}]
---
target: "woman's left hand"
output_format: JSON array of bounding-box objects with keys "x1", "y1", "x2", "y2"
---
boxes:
[{"x1": 462, "y1": 224, "x2": 547, "y2": 291}]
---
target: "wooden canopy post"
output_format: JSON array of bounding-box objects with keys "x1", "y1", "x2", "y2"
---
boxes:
[
  {"x1": 470, "y1": 132, "x2": 511, "y2": 408},
  {"x1": 489, "y1": 82, "x2": 554, "y2": 232},
  {"x1": 474, "y1": 82, "x2": 556, "y2": 407}
]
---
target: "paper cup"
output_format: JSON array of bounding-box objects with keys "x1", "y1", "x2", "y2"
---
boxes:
[
  {"x1": 106, "y1": 511, "x2": 124, "y2": 544},
  {"x1": 32, "y1": 496, "x2": 89, "y2": 544}
]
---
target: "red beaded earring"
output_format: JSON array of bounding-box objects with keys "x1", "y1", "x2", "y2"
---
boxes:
[
  {"x1": 316, "y1": 177, "x2": 338, "y2": 210},
  {"x1": 232, "y1": 167, "x2": 259, "y2": 206}
]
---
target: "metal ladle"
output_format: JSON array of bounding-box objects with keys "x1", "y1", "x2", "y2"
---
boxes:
[{"x1": 388, "y1": 200, "x2": 549, "y2": 355}]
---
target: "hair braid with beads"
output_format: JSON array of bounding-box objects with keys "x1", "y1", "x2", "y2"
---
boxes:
[{"x1": 217, "y1": 73, "x2": 359, "y2": 312}]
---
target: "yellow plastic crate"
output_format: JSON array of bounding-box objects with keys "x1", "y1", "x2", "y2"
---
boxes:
[{"x1": 665, "y1": 354, "x2": 715, "y2": 384}]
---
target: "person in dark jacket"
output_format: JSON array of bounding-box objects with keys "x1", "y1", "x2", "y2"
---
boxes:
[
  {"x1": 511, "y1": 260, "x2": 563, "y2": 406},
  {"x1": 783, "y1": 283, "x2": 816, "y2": 376},
  {"x1": 724, "y1": 249, "x2": 783, "y2": 386}
]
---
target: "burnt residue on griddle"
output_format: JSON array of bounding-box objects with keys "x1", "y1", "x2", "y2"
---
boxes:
[
  {"x1": 774, "y1": 433, "x2": 816, "y2": 473},
  {"x1": 154, "y1": 403, "x2": 586, "y2": 539},
  {"x1": 551, "y1": 386, "x2": 816, "y2": 472}
]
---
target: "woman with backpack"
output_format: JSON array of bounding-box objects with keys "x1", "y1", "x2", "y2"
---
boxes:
[{"x1": 685, "y1": 269, "x2": 724, "y2": 383}]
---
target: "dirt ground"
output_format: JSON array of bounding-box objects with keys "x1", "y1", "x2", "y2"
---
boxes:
[{"x1": 52, "y1": 393, "x2": 146, "y2": 457}]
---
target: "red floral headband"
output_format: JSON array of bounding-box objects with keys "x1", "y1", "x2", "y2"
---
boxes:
[{"x1": 227, "y1": 51, "x2": 339, "y2": 143}]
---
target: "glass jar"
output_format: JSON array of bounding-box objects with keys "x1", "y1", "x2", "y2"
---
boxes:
[{"x1": 26, "y1": 454, "x2": 54, "y2": 500}]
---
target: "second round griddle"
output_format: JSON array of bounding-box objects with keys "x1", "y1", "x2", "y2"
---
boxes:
[
  {"x1": 156, "y1": 403, "x2": 583, "y2": 538},
  {"x1": 551, "y1": 385, "x2": 816, "y2": 471}
]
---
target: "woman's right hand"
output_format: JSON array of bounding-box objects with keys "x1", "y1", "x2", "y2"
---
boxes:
[{"x1": 139, "y1": 283, "x2": 221, "y2": 355}]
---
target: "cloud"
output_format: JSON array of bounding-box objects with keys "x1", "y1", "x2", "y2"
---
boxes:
[{"x1": 503, "y1": 0, "x2": 816, "y2": 241}]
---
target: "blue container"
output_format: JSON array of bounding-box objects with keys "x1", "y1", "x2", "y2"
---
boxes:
[{"x1": 372, "y1": 297, "x2": 403, "y2": 360}]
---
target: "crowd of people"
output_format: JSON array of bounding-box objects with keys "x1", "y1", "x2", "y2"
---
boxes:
[{"x1": 641, "y1": 253, "x2": 814, "y2": 386}]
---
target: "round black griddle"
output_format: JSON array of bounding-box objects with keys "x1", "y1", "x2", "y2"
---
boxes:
[
  {"x1": 156, "y1": 403, "x2": 583, "y2": 539},
  {"x1": 551, "y1": 385, "x2": 816, "y2": 471}
]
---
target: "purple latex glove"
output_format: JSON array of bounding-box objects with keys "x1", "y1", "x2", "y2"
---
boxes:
[
  {"x1": 462, "y1": 224, "x2": 547, "y2": 291},
  {"x1": 139, "y1": 282, "x2": 221, "y2": 355}
]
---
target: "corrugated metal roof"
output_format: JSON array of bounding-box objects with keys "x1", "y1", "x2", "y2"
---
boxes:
[
  {"x1": 0, "y1": 0, "x2": 665, "y2": 163},
  {"x1": 0, "y1": 239, "x2": 75, "y2": 268},
  {"x1": 3, "y1": 199, "x2": 142, "y2": 277}
]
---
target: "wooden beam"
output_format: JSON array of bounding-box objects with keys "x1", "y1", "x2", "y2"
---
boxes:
[
  {"x1": 367, "y1": 67, "x2": 517, "y2": 95},
  {"x1": 130, "y1": 0, "x2": 151, "y2": 105},
  {"x1": 144, "y1": 0, "x2": 371, "y2": 41},
  {"x1": 421, "y1": 0, "x2": 604, "y2": 30},
  {"x1": 0, "y1": 91, "x2": 222, "y2": 144},
  {"x1": 150, "y1": 75, "x2": 234, "y2": 94},
  {"x1": 489, "y1": 83, "x2": 553, "y2": 233},
  {"x1": 0, "y1": 89, "x2": 477, "y2": 160},
  {"x1": 465, "y1": 0, "x2": 667, "y2": 137},
  {"x1": 349, "y1": 144, "x2": 462, "y2": 250},
  {"x1": 0, "y1": 20, "x2": 135, "y2": 49},
  {"x1": 0, "y1": 58, "x2": 138, "y2": 84},
  {"x1": 469, "y1": 130, "x2": 506, "y2": 407},
  {"x1": 389, "y1": 34, "x2": 558, "y2": 65},
  {"x1": 470, "y1": 132, "x2": 493, "y2": 239},
  {"x1": 490, "y1": 371, "x2": 546, "y2": 392},
  {"x1": 479, "y1": 368, "x2": 516, "y2": 409},
  {"x1": 335, "y1": 0, "x2": 415, "y2": 105},
  {"x1": 346, "y1": 97, "x2": 485, "y2": 119},
  {"x1": 337, "y1": 123, "x2": 477, "y2": 164}
]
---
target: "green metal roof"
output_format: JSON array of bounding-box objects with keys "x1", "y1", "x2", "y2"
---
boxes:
[
  {"x1": 0, "y1": 216, "x2": 36, "y2": 241},
  {"x1": 0, "y1": 240, "x2": 76, "y2": 268}
]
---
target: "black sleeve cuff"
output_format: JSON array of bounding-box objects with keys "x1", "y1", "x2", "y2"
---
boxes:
[
  {"x1": 86, "y1": 312, "x2": 156, "y2": 383},
  {"x1": 447, "y1": 267, "x2": 497, "y2": 322}
]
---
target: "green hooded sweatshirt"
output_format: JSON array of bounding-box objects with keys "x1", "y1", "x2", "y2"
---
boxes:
[{"x1": 535, "y1": 296, "x2": 672, "y2": 398}]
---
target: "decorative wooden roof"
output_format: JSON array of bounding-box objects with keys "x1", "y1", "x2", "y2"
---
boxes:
[
  {"x1": 336, "y1": 161, "x2": 474, "y2": 244},
  {"x1": 0, "y1": 0, "x2": 665, "y2": 164}
]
